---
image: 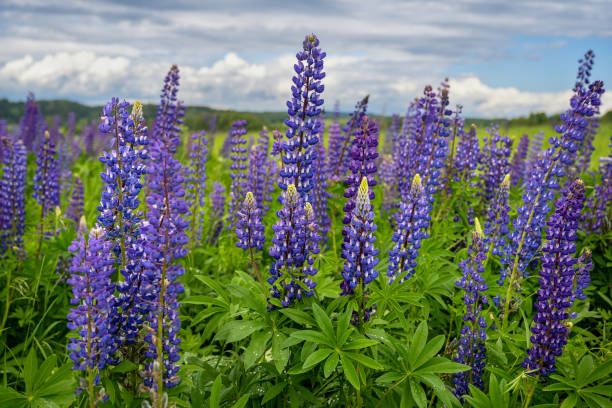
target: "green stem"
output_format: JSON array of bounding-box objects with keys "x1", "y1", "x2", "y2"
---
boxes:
[
  {"x1": 0, "y1": 268, "x2": 11, "y2": 335},
  {"x1": 523, "y1": 378, "x2": 537, "y2": 408},
  {"x1": 375, "y1": 371, "x2": 409, "y2": 408}
]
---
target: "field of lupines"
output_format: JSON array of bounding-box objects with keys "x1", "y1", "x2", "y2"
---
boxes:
[{"x1": 0, "y1": 35, "x2": 611, "y2": 408}]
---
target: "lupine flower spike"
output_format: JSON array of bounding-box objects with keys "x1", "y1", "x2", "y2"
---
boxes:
[
  {"x1": 341, "y1": 177, "x2": 379, "y2": 326},
  {"x1": 235, "y1": 192, "x2": 265, "y2": 287},
  {"x1": 453, "y1": 218, "x2": 488, "y2": 399}
]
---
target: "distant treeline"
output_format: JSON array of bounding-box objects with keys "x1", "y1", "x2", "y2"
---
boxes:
[{"x1": 1, "y1": 98, "x2": 610, "y2": 134}]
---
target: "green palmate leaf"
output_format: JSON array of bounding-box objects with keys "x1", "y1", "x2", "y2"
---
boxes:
[
  {"x1": 583, "y1": 385, "x2": 612, "y2": 397},
  {"x1": 411, "y1": 334, "x2": 444, "y2": 369},
  {"x1": 209, "y1": 375, "x2": 222, "y2": 408},
  {"x1": 302, "y1": 348, "x2": 333, "y2": 370},
  {"x1": 312, "y1": 303, "x2": 335, "y2": 342},
  {"x1": 290, "y1": 330, "x2": 334, "y2": 347},
  {"x1": 213, "y1": 320, "x2": 266, "y2": 343},
  {"x1": 582, "y1": 392, "x2": 612, "y2": 408},
  {"x1": 418, "y1": 373, "x2": 459, "y2": 408},
  {"x1": 413, "y1": 357, "x2": 469, "y2": 375},
  {"x1": 340, "y1": 353, "x2": 361, "y2": 390},
  {"x1": 336, "y1": 308, "x2": 353, "y2": 345},
  {"x1": 410, "y1": 378, "x2": 427, "y2": 408},
  {"x1": 261, "y1": 383, "x2": 286, "y2": 404},
  {"x1": 0, "y1": 386, "x2": 26, "y2": 408},
  {"x1": 279, "y1": 309, "x2": 317, "y2": 326},
  {"x1": 231, "y1": 394, "x2": 250, "y2": 408},
  {"x1": 323, "y1": 352, "x2": 339, "y2": 378},
  {"x1": 343, "y1": 351, "x2": 384, "y2": 370},
  {"x1": 576, "y1": 354, "x2": 594, "y2": 384},
  {"x1": 560, "y1": 392, "x2": 578, "y2": 408},
  {"x1": 343, "y1": 338, "x2": 379, "y2": 350},
  {"x1": 581, "y1": 359, "x2": 612, "y2": 386},
  {"x1": 194, "y1": 275, "x2": 230, "y2": 300},
  {"x1": 272, "y1": 331, "x2": 290, "y2": 374},
  {"x1": 243, "y1": 330, "x2": 271, "y2": 369},
  {"x1": 182, "y1": 295, "x2": 228, "y2": 307},
  {"x1": 409, "y1": 321, "x2": 428, "y2": 368}
]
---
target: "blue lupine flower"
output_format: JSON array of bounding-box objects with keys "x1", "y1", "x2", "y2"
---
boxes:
[
  {"x1": 453, "y1": 219, "x2": 488, "y2": 399},
  {"x1": 0, "y1": 138, "x2": 27, "y2": 254},
  {"x1": 484, "y1": 174, "x2": 511, "y2": 274},
  {"x1": 208, "y1": 182, "x2": 226, "y2": 245},
  {"x1": 228, "y1": 120, "x2": 248, "y2": 229},
  {"x1": 67, "y1": 227, "x2": 118, "y2": 373},
  {"x1": 510, "y1": 134, "x2": 530, "y2": 186},
  {"x1": 454, "y1": 124, "x2": 480, "y2": 183},
  {"x1": 479, "y1": 125, "x2": 512, "y2": 205},
  {"x1": 329, "y1": 95, "x2": 369, "y2": 180},
  {"x1": 341, "y1": 177, "x2": 379, "y2": 325},
  {"x1": 19, "y1": 92, "x2": 43, "y2": 152},
  {"x1": 33, "y1": 130, "x2": 60, "y2": 251},
  {"x1": 186, "y1": 130, "x2": 208, "y2": 244},
  {"x1": 387, "y1": 174, "x2": 430, "y2": 282},
  {"x1": 571, "y1": 249, "x2": 592, "y2": 305},
  {"x1": 311, "y1": 120, "x2": 331, "y2": 239},
  {"x1": 66, "y1": 175, "x2": 84, "y2": 227},
  {"x1": 235, "y1": 192, "x2": 265, "y2": 251},
  {"x1": 268, "y1": 184, "x2": 320, "y2": 308},
  {"x1": 279, "y1": 34, "x2": 326, "y2": 202},
  {"x1": 152, "y1": 65, "x2": 185, "y2": 152},
  {"x1": 522, "y1": 179, "x2": 586, "y2": 377}
]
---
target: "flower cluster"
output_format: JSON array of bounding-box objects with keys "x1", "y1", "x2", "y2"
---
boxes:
[
  {"x1": 312, "y1": 131, "x2": 332, "y2": 239},
  {"x1": 479, "y1": 126, "x2": 512, "y2": 204},
  {"x1": 522, "y1": 179, "x2": 586, "y2": 377},
  {"x1": 66, "y1": 227, "x2": 118, "y2": 374},
  {"x1": 33, "y1": 130, "x2": 61, "y2": 216},
  {"x1": 19, "y1": 92, "x2": 43, "y2": 152},
  {"x1": 387, "y1": 174, "x2": 429, "y2": 282},
  {"x1": 0, "y1": 138, "x2": 27, "y2": 254},
  {"x1": 152, "y1": 65, "x2": 185, "y2": 152},
  {"x1": 342, "y1": 116, "x2": 378, "y2": 232},
  {"x1": 453, "y1": 219, "x2": 488, "y2": 399},
  {"x1": 268, "y1": 184, "x2": 320, "y2": 308},
  {"x1": 186, "y1": 130, "x2": 208, "y2": 244},
  {"x1": 235, "y1": 192, "x2": 265, "y2": 252},
  {"x1": 510, "y1": 134, "x2": 530, "y2": 186},
  {"x1": 484, "y1": 174, "x2": 511, "y2": 273},
  {"x1": 341, "y1": 177, "x2": 379, "y2": 325},
  {"x1": 454, "y1": 124, "x2": 480, "y2": 183},
  {"x1": 208, "y1": 182, "x2": 226, "y2": 245},
  {"x1": 329, "y1": 95, "x2": 369, "y2": 180},
  {"x1": 228, "y1": 120, "x2": 248, "y2": 229},
  {"x1": 279, "y1": 34, "x2": 325, "y2": 202},
  {"x1": 65, "y1": 175, "x2": 84, "y2": 227}
]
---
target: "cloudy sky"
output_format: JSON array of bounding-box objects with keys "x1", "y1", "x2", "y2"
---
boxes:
[{"x1": 0, "y1": 0, "x2": 611, "y2": 117}]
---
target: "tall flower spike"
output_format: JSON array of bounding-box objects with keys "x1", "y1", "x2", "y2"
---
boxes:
[
  {"x1": 66, "y1": 175, "x2": 84, "y2": 228},
  {"x1": 142, "y1": 110, "x2": 189, "y2": 391},
  {"x1": 66, "y1": 227, "x2": 118, "y2": 382},
  {"x1": 522, "y1": 179, "x2": 586, "y2": 377},
  {"x1": 19, "y1": 92, "x2": 43, "y2": 152},
  {"x1": 268, "y1": 184, "x2": 319, "y2": 308},
  {"x1": 453, "y1": 218, "x2": 488, "y2": 399},
  {"x1": 387, "y1": 174, "x2": 430, "y2": 283},
  {"x1": 152, "y1": 65, "x2": 185, "y2": 152},
  {"x1": 208, "y1": 182, "x2": 226, "y2": 245},
  {"x1": 227, "y1": 120, "x2": 248, "y2": 229},
  {"x1": 0, "y1": 138, "x2": 27, "y2": 254},
  {"x1": 454, "y1": 124, "x2": 480, "y2": 183},
  {"x1": 341, "y1": 177, "x2": 379, "y2": 326},
  {"x1": 186, "y1": 130, "x2": 208, "y2": 245},
  {"x1": 33, "y1": 130, "x2": 60, "y2": 254},
  {"x1": 510, "y1": 134, "x2": 530, "y2": 186},
  {"x1": 479, "y1": 125, "x2": 513, "y2": 205},
  {"x1": 235, "y1": 192, "x2": 265, "y2": 252},
  {"x1": 279, "y1": 34, "x2": 326, "y2": 202},
  {"x1": 312, "y1": 128, "x2": 332, "y2": 239},
  {"x1": 329, "y1": 95, "x2": 369, "y2": 180},
  {"x1": 484, "y1": 174, "x2": 511, "y2": 279}
]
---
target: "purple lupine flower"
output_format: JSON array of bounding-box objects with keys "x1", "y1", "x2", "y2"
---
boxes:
[
  {"x1": 342, "y1": 116, "x2": 378, "y2": 231},
  {"x1": 312, "y1": 130, "x2": 332, "y2": 239},
  {"x1": 341, "y1": 177, "x2": 379, "y2": 325},
  {"x1": 66, "y1": 227, "x2": 118, "y2": 374},
  {"x1": 97, "y1": 99, "x2": 148, "y2": 253},
  {"x1": 142, "y1": 128, "x2": 189, "y2": 390},
  {"x1": 586, "y1": 175, "x2": 611, "y2": 233},
  {"x1": 279, "y1": 34, "x2": 325, "y2": 202},
  {"x1": 49, "y1": 114, "x2": 62, "y2": 144},
  {"x1": 65, "y1": 175, "x2": 84, "y2": 227},
  {"x1": 453, "y1": 219, "x2": 488, "y2": 399},
  {"x1": 247, "y1": 146, "x2": 266, "y2": 211},
  {"x1": 574, "y1": 50, "x2": 595, "y2": 92},
  {"x1": 227, "y1": 120, "x2": 248, "y2": 229},
  {"x1": 454, "y1": 124, "x2": 480, "y2": 183},
  {"x1": 19, "y1": 92, "x2": 43, "y2": 152},
  {"x1": 387, "y1": 174, "x2": 429, "y2": 283},
  {"x1": 522, "y1": 179, "x2": 586, "y2": 377},
  {"x1": 0, "y1": 138, "x2": 27, "y2": 254},
  {"x1": 329, "y1": 95, "x2": 369, "y2": 181},
  {"x1": 379, "y1": 155, "x2": 397, "y2": 215},
  {"x1": 33, "y1": 130, "x2": 60, "y2": 253},
  {"x1": 441, "y1": 105, "x2": 464, "y2": 192},
  {"x1": 326, "y1": 122, "x2": 343, "y2": 181},
  {"x1": 510, "y1": 134, "x2": 530, "y2": 186},
  {"x1": 479, "y1": 125, "x2": 513, "y2": 205},
  {"x1": 484, "y1": 175, "x2": 511, "y2": 276},
  {"x1": 270, "y1": 129, "x2": 284, "y2": 159},
  {"x1": 571, "y1": 249, "x2": 592, "y2": 306},
  {"x1": 268, "y1": 184, "x2": 320, "y2": 308},
  {"x1": 208, "y1": 182, "x2": 226, "y2": 245},
  {"x1": 186, "y1": 130, "x2": 208, "y2": 244},
  {"x1": 525, "y1": 131, "x2": 544, "y2": 175},
  {"x1": 235, "y1": 192, "x2": 265, "y2": 251},
  {"x1": 152, "y1": 65, "x2": 185, "y2": 152}
]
